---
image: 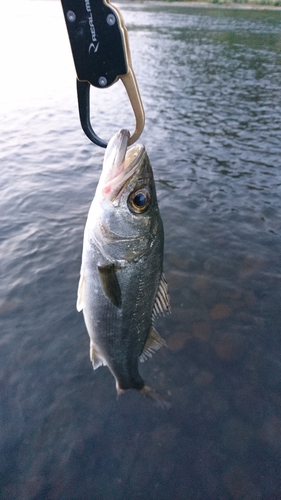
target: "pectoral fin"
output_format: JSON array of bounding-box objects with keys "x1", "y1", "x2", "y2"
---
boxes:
[
  {"x1": 140, "y1": 326, "x2": 167, "y2": 362},
  {"x1": 77, "y1": 271, "x2": 86, "y2": 312},
  {"x1": 98, "y1": 264, "x2": 122, "y2": 308}
]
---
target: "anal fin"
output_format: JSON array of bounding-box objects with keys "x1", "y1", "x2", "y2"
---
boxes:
[{"x1": 90, "y1": 342, "x2": 107, "y2": 370}]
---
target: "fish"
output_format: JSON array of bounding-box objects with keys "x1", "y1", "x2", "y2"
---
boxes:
[{"x1": 77, "y1": 129, "x2": 170, "y2": 407}]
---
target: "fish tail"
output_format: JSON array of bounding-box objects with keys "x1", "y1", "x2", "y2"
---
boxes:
[
  {"x1": 116, "y1": 383, "x2": 170, "y2": 409},
  {"x1": 116, "y1": 387, "x2": 125, "y2": 399},
  {"x1": 140, "y1": 384, "x2": 171, "y2": 409}
]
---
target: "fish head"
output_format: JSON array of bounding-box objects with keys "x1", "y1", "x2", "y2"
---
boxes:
[{"x1": 90, "y1": 129, "x2": 163, "y2": 261}]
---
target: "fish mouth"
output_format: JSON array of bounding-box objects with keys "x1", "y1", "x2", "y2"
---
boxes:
[{"x1": 101, "y1": 129, "x2": 145, "y2": 202}]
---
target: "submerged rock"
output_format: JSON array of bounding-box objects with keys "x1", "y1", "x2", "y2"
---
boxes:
[
  {"x1": 210, "y1": 303, "x2": 232, "y2": 320},
  {"x1": 192, "y1": 322, "x2": 211, "y2": 341},
  {"x1": 223, "y1": 464, "x2": 262, "y2": 500},
  {"x1": 214, "y1": 332, "x2": 244, "y2": 362},
  {"x1": 166, "y1": 331, "x2": 191, "y2": 351}
]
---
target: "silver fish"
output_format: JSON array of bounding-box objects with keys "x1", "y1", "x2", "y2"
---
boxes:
[{"x1": 77, "y1": 129, "x2": 170, "y2": 406}]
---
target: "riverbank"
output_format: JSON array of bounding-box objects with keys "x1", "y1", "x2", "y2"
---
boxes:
[{"x1": 145, "y1": 0, "x2": 281, "y2": 8}]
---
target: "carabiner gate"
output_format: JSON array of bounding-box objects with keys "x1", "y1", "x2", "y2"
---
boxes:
[{"x1": 61, "y1": 0, "x2": 145, "y2": 148}]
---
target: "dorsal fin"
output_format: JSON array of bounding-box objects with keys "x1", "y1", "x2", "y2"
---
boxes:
[
  {"x1": 152, "y1": 273, "x2": 170, "y2": 319},
  {"x1": 140, "y1": 325, "x2": 167, "y2": 363}
]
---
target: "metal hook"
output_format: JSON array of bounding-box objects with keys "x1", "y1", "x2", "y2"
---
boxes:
[
  {"x1": 77, "y1": 80, "x2": 107, "y2": 148},
  {"x1": 77, "y1": 68, "x2": 145, "y2": 148},
  {"x1": 61, "y1": 0, "x2": 145, "y2": 148}
]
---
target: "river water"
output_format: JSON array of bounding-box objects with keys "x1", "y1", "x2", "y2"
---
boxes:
[{"x1": 1, "y1": 1, "x2": 281, "y2": 499}]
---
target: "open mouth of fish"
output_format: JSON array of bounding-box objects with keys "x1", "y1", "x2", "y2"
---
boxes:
[{"x1": 101, "y1": 129, "x2": 146, "y2": 203}]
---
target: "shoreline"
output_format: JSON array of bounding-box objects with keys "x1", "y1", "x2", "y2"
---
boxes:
[{"x1": 125, "y1": 0, "x2": 281, "y2": 10}]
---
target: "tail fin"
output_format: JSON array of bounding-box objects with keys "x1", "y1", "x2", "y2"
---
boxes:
[
  {"x1": 140, "y1": 385, "x2": 171, "y2": 409},
  {"x1": 116, "y1": 384, "x2": 171, "y2": 409}
]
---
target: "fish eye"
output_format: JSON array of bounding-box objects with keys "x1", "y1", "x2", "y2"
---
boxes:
[{"x1": 128, "y1": 188, "x2": 151, "y2": 214}]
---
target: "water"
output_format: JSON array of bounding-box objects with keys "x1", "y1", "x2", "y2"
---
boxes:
[{"x1": 1, "y1": 1, "x2": 281, "y2": 498}]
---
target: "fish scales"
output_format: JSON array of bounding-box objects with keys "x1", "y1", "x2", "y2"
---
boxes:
[{"x1": 77, "y1": 129, "x2": 170, "y2": 407}]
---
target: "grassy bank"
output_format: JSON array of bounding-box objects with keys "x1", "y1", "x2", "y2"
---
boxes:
[
  {"x1": 166, "y1": 0, "x2": 281, "y2": 5},
  {"x1": 211, "y1": 0, "x2": 281, "y2": 6}
]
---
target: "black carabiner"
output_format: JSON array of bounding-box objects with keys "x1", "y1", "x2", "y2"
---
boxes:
[
  {"x1": 77, "y1": 80, "x2": 107, "y2": 148},
  {"x1": 61, "y1": 0, "x2": 144, "y2": 148}
]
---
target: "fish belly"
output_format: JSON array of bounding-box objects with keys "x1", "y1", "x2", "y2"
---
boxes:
[{"x1": 81, "y1": 238, "x2": 162, "y2": 391}]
